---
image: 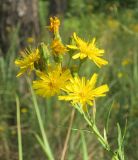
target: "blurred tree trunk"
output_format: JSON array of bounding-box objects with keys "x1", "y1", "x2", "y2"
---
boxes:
[
  {"x1": 49, "y1": 0, "x2": 68, "y2": 16},
  {"x1": 0, "y1": 0, "x2": 40, "y2": 55}
]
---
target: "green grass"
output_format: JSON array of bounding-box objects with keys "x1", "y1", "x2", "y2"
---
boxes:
[{"x1": 0, "y1": 6, "x2": 138, "y2": 160}]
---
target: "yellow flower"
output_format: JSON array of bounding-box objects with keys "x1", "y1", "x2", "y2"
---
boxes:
[
  {"x1": 59, "y1": 73, "x2": 109, "y2": 111},
  {"x1": 15, "y1": 48, "x2": 40, "y2": 77},
  {"x1": 48, "y1": 17, "x2": 60, "y2": 34},
  {"x1": 121, "y1": 58, "x2": 131, "y2": 66},
  {"x1": 26, "y1": 37, "x2": 34, "y2": 43},
  {"x1": 67, "y1": 33, "x2": 108, "y2": 67},
  {"x1": 51, "y1": 39, "x2": 67, "y2": 56},
  {"x1": 11, "y1": 129, "x2": 16, "y2": 136},
  {"x1": 0, "y1": 126, "x2": 5, "y2": 132},
  {"x1": 107, "y1": 19, "x2": 119, "y2": 30},
  {"x1": 33, "y1": 65, "x2": 71, "y2": 97},
  {"x1": 21, "y1": 108, "x2": 28, "y2": 113},
  {"x1": 130, "y1": 24, "x2": 138, "y2": 33},
  {"x1": 117, "y1": 72, "x2": 123, "y2": 78}
]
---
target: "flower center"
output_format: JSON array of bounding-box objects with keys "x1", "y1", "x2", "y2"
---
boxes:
[
  {"x1": 79, "y1": 92, "x2": 86, "y2": 102},
  {"x1": 48, "y1": 81, "x2": 56, "y2": 89}
]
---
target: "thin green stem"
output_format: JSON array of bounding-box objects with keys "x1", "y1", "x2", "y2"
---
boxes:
[
  {"x1": 83, "y1": 112, "x2": 108, "y2": 148},
  {"x1": 28, "y1": 78, "x2": 54, "y2": 160},
  {"x1": 82, "y1": 110, "x2": 119, "y2": 159},
  {"x1": 92, "y1": 124, "x2": 110, "y2": 150},
  {"x1": 16, "y1": 95, "x2": 23, "y2": 160}
]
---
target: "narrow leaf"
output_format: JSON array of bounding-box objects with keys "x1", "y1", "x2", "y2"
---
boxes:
[{"x1": 81, "y1": 131, "x2": 89, "y2": 160}]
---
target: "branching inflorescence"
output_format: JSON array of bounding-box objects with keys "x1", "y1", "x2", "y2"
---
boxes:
[{"x1": 15, "y1": 17, "x2": 125, "y2": 160}]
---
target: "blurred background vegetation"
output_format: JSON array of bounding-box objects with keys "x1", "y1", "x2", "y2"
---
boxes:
[{"x1": 0, "y1": 0, "x2": 138, "y2": 159}]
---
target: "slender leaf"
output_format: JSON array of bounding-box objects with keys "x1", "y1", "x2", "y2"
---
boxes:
[{"x1": 81, "y1": 131, "x2": 89, "y2": 160}]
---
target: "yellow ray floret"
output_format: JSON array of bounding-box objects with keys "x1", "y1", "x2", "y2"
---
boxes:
[
  {"x1": 67, "y1": 33, "x2": 108, "y2": 67},
  {"x1": 51, "y1": 39, "x2": 67, "y2": 56},
  {"x1": 15, "y1": 48, "x2": 40, "y2": 77},
  {"x1": 48, "y1": 17, "x2": 60, "y2": 34},
  {"x1": 59, "y1": 73, "x2": 109, "y2": 111},
  {"x1": 33, "y1": 65, "x2": 71, "y2": 97}
]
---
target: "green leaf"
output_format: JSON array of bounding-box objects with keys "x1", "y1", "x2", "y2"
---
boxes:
[
  {"x1": 34, "y1": 133, "x2": 52, "y2": 157},
  {"x1": 106, "y1": 101, "x2": 114, "y2": 133},
  {"x1": 117, "y1": 123, "x2": 125, "y2": 160},
  {"x1": 117, "y1": 123, "x2": 122, "y2": 147},
  {"x1": 103, "y1": 128, "x2": 108, "y2": 144},
  {"x1": 27, "y1": 78, "x2": 54, "y2": 160},
  {"x1": 81, "y1": 131, "x2": 89, "y2": 160}
]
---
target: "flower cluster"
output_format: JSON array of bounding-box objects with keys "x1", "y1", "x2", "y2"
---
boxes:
[{"x1": 15, "y1": 17, "x2": 109, "y2": 111}]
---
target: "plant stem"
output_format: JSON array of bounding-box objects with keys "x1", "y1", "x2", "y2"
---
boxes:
[
  {"x1": 83, "y1": 112, "x2": 109, "y2": 150},
  {"x1": 16, "y1": 95, "x2": 23, "y2": 160},
  {"x1": 61, "y1": 109, "x2": 75, "y2": 160},
  {"x1": 28, "y1": 78, "x2": 54, "y2": 160},
  {"x1": 82, "y1": 111, "x2": 119, "y2": 158}
]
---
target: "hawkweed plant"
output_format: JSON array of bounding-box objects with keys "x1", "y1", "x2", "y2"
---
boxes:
[{"x1": 15, "y1": 17, "x2": 126, "y2": 160}]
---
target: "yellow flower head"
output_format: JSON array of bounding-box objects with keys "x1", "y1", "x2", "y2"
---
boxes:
[
  {"x1": 107, "y1": 19, "x2": 119, "y2": 30},
  {"x1": 48, "y1": 17, "x2": 60, "y2": 34},
  {"x1": 59, "y1": 73, "x2": 109, "y2": 111},
  {"x1": 117, "y1": 72, "x2": 123, "y2": 78},
  {"x1": 26, "y1": 37, "x2": 34, "y2": 43},
  {"x1": 0, "y1": 126, "x2": 5, "y2": 132},
  {"x1": 33, "y1": 65, "x2": 71, "y2": 97},
  {"x1": 121, "y1": 58, "x2": 131, "y2": 66},
  {"x1": 51, "y1": 39, "x2": 67, "y2": 56},
  {"x1": 131, "y1": 24, "x2": 138, "y2": 33},
  {"x1": 67, "y1": 33, "x2": 108, "y2": 67},
  {"x1": 15, "y1": 48, "x2": 40, "y2": 77},
  {"x1": 21, "y1": 108, "x2": 28, "y2": 113}
]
